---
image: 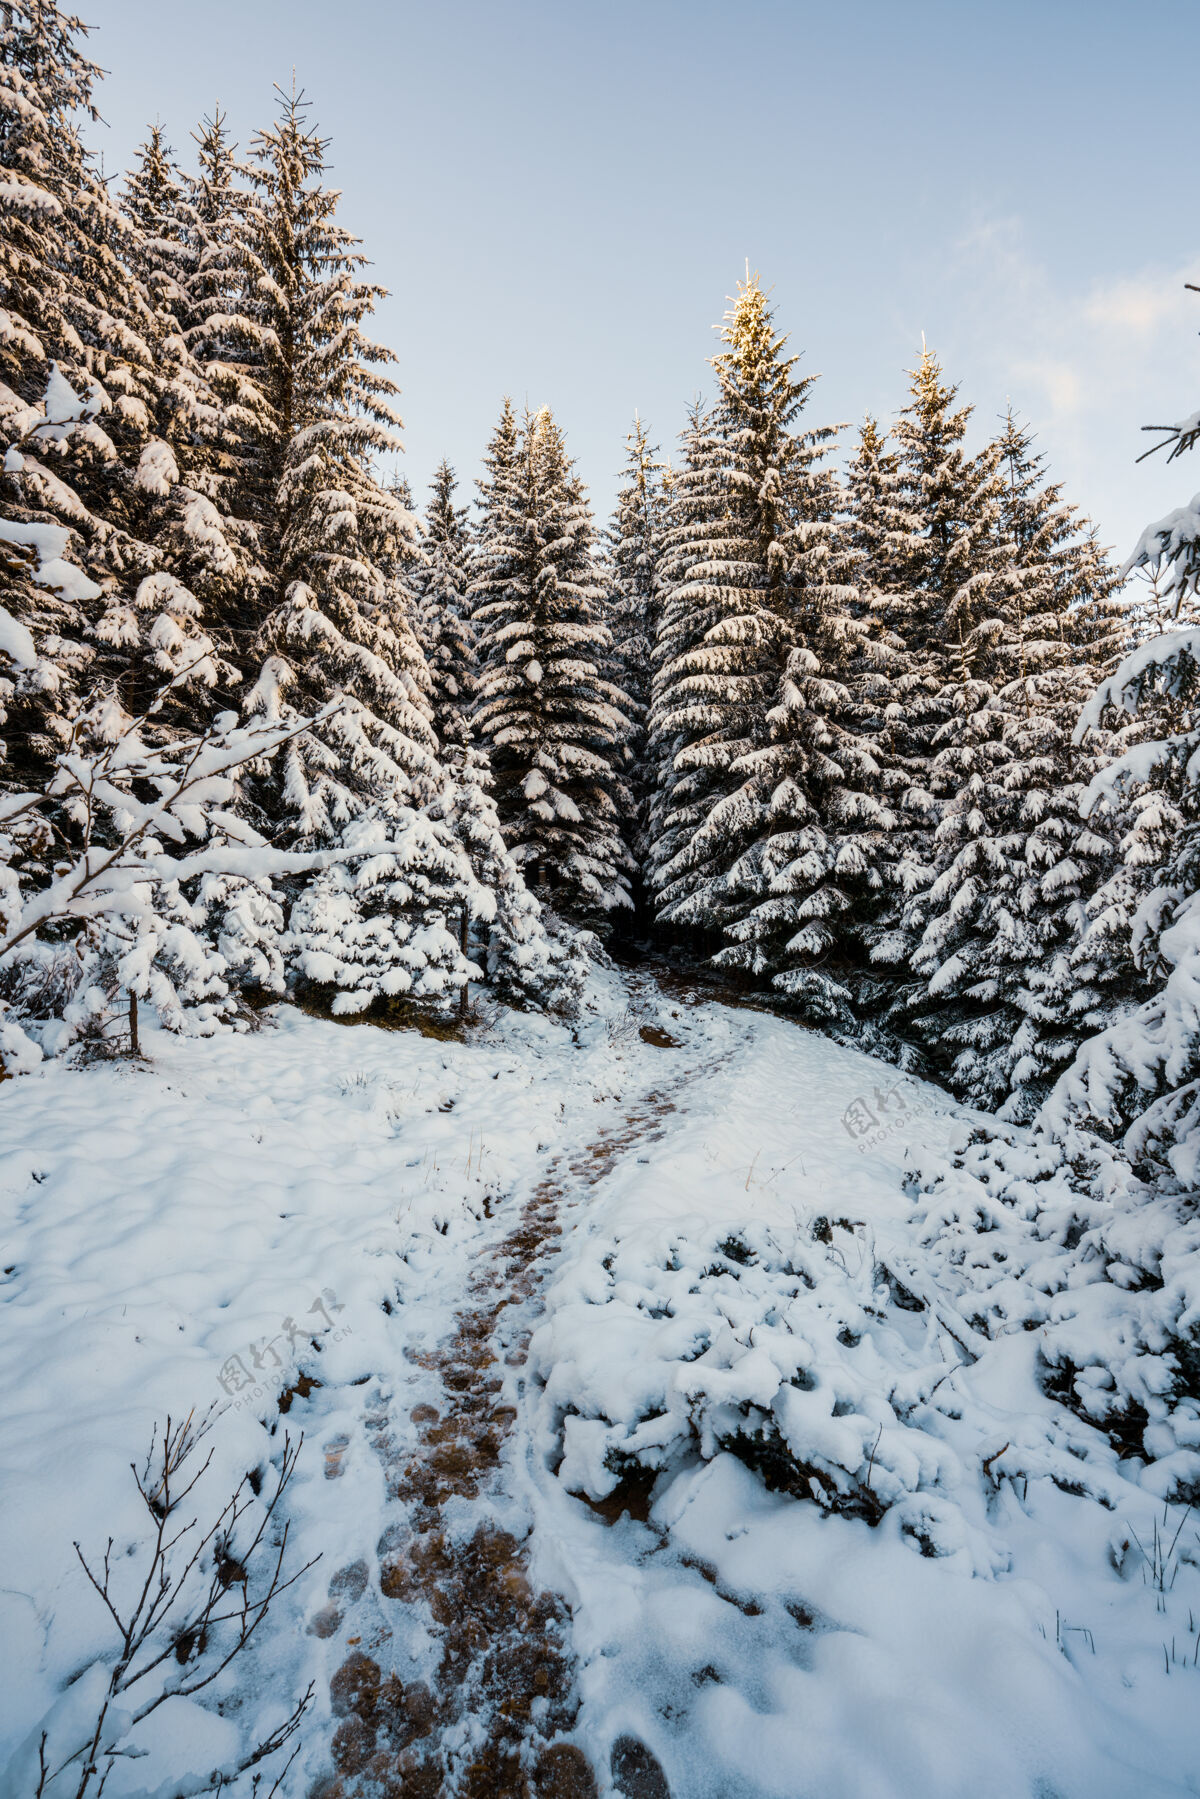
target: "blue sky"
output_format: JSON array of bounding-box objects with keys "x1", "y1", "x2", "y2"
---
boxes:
[{"x1": 86, "y1": 0, "x2": 1198, "y2": 563}]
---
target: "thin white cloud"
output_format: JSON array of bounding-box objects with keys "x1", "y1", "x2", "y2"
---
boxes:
[
  {"x1": 937, "y1": 219, "x2": 1200, "y2": 558},
  {"x1": 1084, "y1": 272, "x2": 1199, "y2": 339},
  {"x1": 1010, "y1": 356, "x2": 1083, "y2": 418}
]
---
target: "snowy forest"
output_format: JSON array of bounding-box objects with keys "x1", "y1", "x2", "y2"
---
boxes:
[{"x1": 3, "y1": 3, "x2": 1200, "y2": 1797}]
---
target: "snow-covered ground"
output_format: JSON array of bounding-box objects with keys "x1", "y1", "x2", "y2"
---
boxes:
[{"x1": 1, "y1": 962, "x2": 1197, "y2": 1797}]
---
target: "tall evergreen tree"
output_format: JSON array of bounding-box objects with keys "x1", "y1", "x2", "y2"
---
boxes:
[
  {"x1": 841, "y1": 418, "x2": 925, "y2": 892},
  {"x1": 241, "y1": 88, "x2": 436, "y2": 841},
  {"x1": 891, "y1": 347, "x2": 1007, "y2": 698},
  {"x1": 1040, "y1": 328, "x2": 1200, "y2": 1180},
  {"x1": 178, "y1": 109, "x2": 275, "y2": 520},
  {"x1": 866, "y1": 347, "x2": 1009, "y2": 1033},
  {"x1": 0, "y1": 0, "x2": 144, "y2": 772},
  {"x1": 900, "y1": 411, "x2": 1123, "y2": 1107},
  {"x1": 841, "y1": 414, "x2": 917, "y2": 746},
  {"x1": 120, "y1": 125, "x2": 190, "y2": 324},
  {"x1": 470, "y1": 393, "x2": 519, "y2": 623},
  {"x1": 0, "y1": 2, "x2": 233, "y2": 779},
  {"x1": 706, "y1": 413, "x2": 892, "y2": 1031},
  {"x1": 413, "y1": 459, "x2": 475, "y2": 751},
  {"x1": 644, "y1": 399, "x2": 709, "y2": 892},
  {"x1": 168, "y1": 107, "x2": 276, "y2": 656},
  {"x1": 646, "y1": 275, "x2": 846, "y2": 949},
  {"x1": 990, "y1": 414, "x2": 1127, "y2": 1110},
  {"x1": 604, "y1": 413, "x2": 666, "y2": 874},
  {"x1": 117, "y1": 126, "x2": 270, "y2": 721},
  {"x1": 471, "y1": 403, "x2": 633, "y2": 920},
  {"x1": 0, "y1": 2, "x2": 156, "y2": 427},
  {"x1": 606, "y1": 414, "x2": 666, "y2": 719}
]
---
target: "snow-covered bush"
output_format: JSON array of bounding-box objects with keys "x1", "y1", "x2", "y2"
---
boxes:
[
  {"x1": 912, "y1": 1120, "x2": 1200, "y2": 1503},
  {"x1": 537, "y1": 1116, "x2": 1200, "y2": 1531},
  {"x1": 533, "y1": 1215, "x2": 960, "y2": 1532}
]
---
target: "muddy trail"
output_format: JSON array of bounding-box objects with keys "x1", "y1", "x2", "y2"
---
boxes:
[{"x1": 312, "y1": 977, "x2": 698, "y2": 1799}]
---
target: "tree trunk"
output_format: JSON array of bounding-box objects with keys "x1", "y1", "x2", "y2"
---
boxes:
[
  {"x1": 128, "y1": 989, "x2": 140, "y2": 1057},
  {"x1": 458, "y1": 907, "x2": 470, "y2": 1020}
]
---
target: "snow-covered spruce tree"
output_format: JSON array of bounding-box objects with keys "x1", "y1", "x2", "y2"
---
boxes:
[
  {"x1": 864, "y1": 347, "x2": 1010, "y2": 1044},
  {"x1": 388, "y1": 470, "x2": 417, "y2": 514},
  {"x1": 0, "y1": 3, "x2": 235, "y2": 770},
  {"x1": 953, "y1": 359, "x2": 1200, "y2": 1476},
  {"x1": 709, "y1": 463, "x2": 893, "y2": 1029},
  {"x1": 119, "y1": 125, "x2": 215, "y2": 468},
  {"x1": 603, "y1": 413, "x2": 666, "y2": 873},
  {"x1": 1038, "y1": 347, "x2": 1200, "y2": 1178},
  {"x1": 413, "y1": 459, "x2": 476, "y2": 751},
  {"x1": 606, "y1": 414, "x2": 666, "y2": 719},
  {"x1": 647, "y1": 295, "x2": 788, "y2": 940},
  {"x1": 891, "y1": 347, "x2": 1007, "y2": 699},
  {"x1": 985, "y1": 416, "x2": 1124, "y2": 1112},
  {"x1": 0, "y1": 2, "x2": 158, "y2": 464},
  {"x1": 824, "y1": 416, "x2": 927, "y2": 1021},
  {"x1": 471, "y1": 403, "x2": 633, "y2": 922},
  {"x1": 118, "y1": 128, "x2": 194, "y2": 436},
  {"x1": 431, "y1": 738, "x2": 586, "y2": 1013},
  {"x1": 644, "y1": 397, "x2": 711, "y2": 893},
  {"x1": 469, "y1": 393, "x2": 520, "y2": 635},
  {"x1": 179, "y1": 109, "x2": 274, "y2": 433},
  {"x1": 120, "y1": 125, "x2": 191, "y2": 327},
  {"x1": 841, "y1": 414, "x2": 919, "y2": 744},
  {"x1": 119, "y1": 119, "x2": 271, "y2": 681},
  {"x1": 843, "y1": 416, "x2": 917, "y2": 601},
  {"x1": 898, "y1": 411, "x2": 1123, "y2": 1111},
  {"x1": 647, "y1": 274, "x2": 868, "y2": 1007},
  {"x1": 175, "y1": 108, "x2": 276, "y2": 578},
  {"x1": 242, "y1": 88, "x2": 436, "y2": 841}
]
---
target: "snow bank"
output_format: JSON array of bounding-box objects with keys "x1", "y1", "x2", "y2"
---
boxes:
[
  {"x1": 5, "y1": 965, "x2": 1198, "y2": 1796},
  {"x1": 525, "y1": 992, "x2": 1200, "y2": 1798},
  {"x1": 0, "y1": 966, "x2": 641, "y2": 1788}
]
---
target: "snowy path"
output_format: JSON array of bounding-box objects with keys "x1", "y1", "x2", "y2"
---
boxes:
[
  {"x1": 308, "y1": 971, "x2": 705, "y2": 1795},
  {"x1": 2, "y1": 964, "x2": 1198, "y2": 1797}
]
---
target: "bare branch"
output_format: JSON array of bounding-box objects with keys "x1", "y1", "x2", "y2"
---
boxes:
[{"x1": 53, "y1": 1418, "x2": 317, "y2": 1797}]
